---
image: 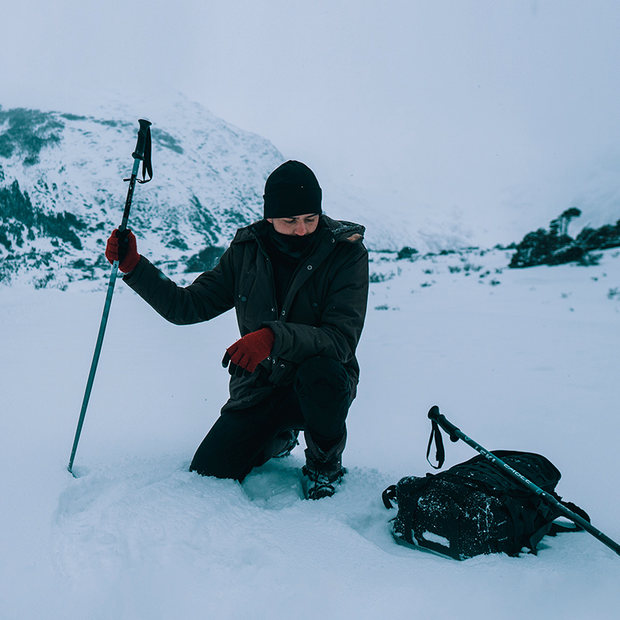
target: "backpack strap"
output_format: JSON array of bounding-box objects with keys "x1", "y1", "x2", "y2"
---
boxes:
[
  {"x1": 548, "y1": 500, "x2": 591, "y2": 535},
  {"x1": 382, "y1": 485, "x2": 398, "y2": 509}
]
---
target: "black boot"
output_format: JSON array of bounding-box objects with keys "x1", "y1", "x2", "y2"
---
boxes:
[{"x1": 302, "y1": 431, "x2": 347, "y2": 499}]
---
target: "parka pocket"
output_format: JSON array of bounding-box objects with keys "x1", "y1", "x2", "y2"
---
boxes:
[{"x1": 267, "y1": 358, "x2": 296, "y2": 386}]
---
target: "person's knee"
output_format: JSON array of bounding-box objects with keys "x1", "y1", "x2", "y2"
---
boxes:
[
  {"x1": 190, "y1": 449, "x2": 244, "y2": 481},
  {"x1": 189, "y1": 412, "x2": 261, "y2": 482},
  {"x1": 295, "y1": 356, "x2": 349, "y2": 405}
]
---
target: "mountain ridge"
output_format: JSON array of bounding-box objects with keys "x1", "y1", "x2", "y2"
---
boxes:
[{"x1": 0, "y1": 98, "x2": 284, "y2": 288}]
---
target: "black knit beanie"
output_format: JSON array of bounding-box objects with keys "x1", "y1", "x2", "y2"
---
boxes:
[{"x1": 263, "y1": 160, "x2": 322, "y2": 219}]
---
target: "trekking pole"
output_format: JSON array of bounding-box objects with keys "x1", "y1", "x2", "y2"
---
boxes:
[
  {"x1": 427, "y1": 405, "x2": 620, "y2": 557},
  {"x1": 68, "y1": 119, "x2": 153, "y2": 476}
]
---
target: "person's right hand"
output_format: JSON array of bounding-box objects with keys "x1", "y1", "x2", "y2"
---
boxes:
[{"x1": 105, "y1": 229, "x2": 140, "y2": 273}]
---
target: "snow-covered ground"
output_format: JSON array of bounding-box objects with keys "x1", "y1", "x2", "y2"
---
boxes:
[{"x1": 1, "y1": 247, "x2": 620, "y2": 619}]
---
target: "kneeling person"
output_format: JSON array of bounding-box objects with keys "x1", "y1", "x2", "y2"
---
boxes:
[{"x1": 105, "y1": 160, "x2": 369, "y2": 499}]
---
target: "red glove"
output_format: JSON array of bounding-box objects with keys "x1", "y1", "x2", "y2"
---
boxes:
[
  {"x1": 222, "y1": 327, "x2": 276, "y2": 377},
  {"x1": 105, "y1": 229, "x2": 140, "y2": 273}
]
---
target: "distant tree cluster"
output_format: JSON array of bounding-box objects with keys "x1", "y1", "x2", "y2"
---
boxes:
[
  {"x1": 0, "y1": 107, "x2": 63, "y2": 166},
  {"x1": 509, "y1": 208, "x2": 620, "y2": 268},
  {"x1": 0, "y1": 180, "x2": 86, "y2": 251}
]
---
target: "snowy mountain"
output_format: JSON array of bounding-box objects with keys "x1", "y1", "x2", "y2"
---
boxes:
[{"x1": 0, "y1": 98, "x2": 285, "y2": 288}]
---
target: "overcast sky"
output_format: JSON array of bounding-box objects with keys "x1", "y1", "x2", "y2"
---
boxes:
[{"x1": 2, "y1": 1, "x2": 620, "y2": 247}]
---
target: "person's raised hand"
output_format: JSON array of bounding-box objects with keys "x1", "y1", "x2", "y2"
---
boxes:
[{"x1": 105, "y1": 229, "x2": 140, "y2": 273}]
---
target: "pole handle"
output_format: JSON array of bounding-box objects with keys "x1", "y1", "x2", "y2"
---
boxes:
[
  {"x1": 119, "y1": 119, "x2": 153, "y2": 230},
  {"x1": 133, "y1": 119, "x2": 152, "y2": 160},
  {"x1": 428, "y1": 405, "x2": 460, "y2": 442}
]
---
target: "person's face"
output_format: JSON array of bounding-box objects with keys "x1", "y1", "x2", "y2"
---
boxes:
[{"x1": 267, "y1": 213, "x2": 319, "y2": 236}]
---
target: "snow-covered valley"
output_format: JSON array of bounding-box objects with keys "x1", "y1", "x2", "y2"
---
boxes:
[{"x1": 1, "y1": 246, "x2": 619, "y2": 619}]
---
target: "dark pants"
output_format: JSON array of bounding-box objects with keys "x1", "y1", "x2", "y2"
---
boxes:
[{"x1": 190, "y1": 356, "x2": 351, "y2": 481}]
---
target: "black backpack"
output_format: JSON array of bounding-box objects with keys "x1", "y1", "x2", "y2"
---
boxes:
[{"x1": 382, "y1": 451, "x2": 589, "y2": 560}]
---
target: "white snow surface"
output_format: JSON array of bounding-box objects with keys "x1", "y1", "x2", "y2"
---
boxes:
[{"x1": 2, "y1": 247, "x2": 620, "y2": 619}]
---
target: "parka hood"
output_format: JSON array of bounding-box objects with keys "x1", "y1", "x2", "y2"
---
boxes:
[{"x1": 323, "y1": 215, "x2": 366, "y2": 243}]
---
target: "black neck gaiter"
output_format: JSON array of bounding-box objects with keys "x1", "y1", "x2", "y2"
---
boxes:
[{"x1": 267, "y1": 226, "x2": 319, "y2": 259}]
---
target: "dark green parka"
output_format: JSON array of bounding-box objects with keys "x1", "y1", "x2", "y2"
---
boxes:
[{"x1": 124, "y1": 215, "x2": 369, "y2": 412}]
